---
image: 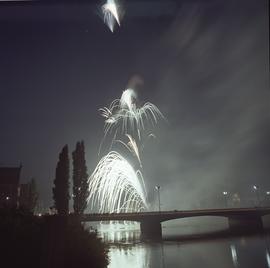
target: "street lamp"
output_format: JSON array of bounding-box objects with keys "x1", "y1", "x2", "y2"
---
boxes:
[
  {"x1": 155, "y1": 185, "x2": 161, "y2": 212},
  {"x1": 222, "y1": 191, "x2": 228, "y2": 208},
  {"x1": 266, "y1": 191, "x2": 270, "y2": 206},
  {"x1": 253, "y1": 185, "x2": 260, "y2": 207}
]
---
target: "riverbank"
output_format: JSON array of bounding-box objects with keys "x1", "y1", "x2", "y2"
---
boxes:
[{"x1": 0, "y1": 208, "x2": 108, "y2": 268}]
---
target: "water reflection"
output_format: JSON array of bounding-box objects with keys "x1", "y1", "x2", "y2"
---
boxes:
[
  {"x1": 99, "y1": 222, "x2": 141, "y2": 244},
  {"x1": 230, "y1": 244, "x2": 238, "y2": 267},
  {"x1": 266, "y1": 250, "x2": 270, "y2": 268},
  {"x1": 109, "y1": 245, "x2": 150, "y2": 268},
  {"x1": 97, "y1": 223, "x2": 270, "y2": 268},
  {"x1": 228, "y1": 236, "x2": 269, "y2": 268},
  {"x1": 98, "y1": 223, "x2": 150, "y2": 268}
]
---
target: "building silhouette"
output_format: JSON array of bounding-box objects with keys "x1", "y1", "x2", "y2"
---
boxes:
[{"x1": 0, "y1": 165, "x2": 22, "y2": 208}]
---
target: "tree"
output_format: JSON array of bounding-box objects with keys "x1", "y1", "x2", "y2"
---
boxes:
[
  {"x1": 1, "y1": 209, "x2": 108, "y2": 268},
  {"x1": 72, "y1": 141, "x2": 89, "y2": 214},
  {"x1": 28, "y1": 178, "x2": 38, "y2": 212},
  {"x1": 19, "y1": 178, "x2": 38, "y2": 213},
  {"x1": 52, "y1": 145, "x2": 70, "y2": 215}
]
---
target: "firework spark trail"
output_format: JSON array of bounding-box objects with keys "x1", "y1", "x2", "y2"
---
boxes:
[
  {"x1": 88, "y1": 151, "x2": 147, "y2": 213},
  {"x1": 115, "y1": 134, "x2": 142, "y2": 167},
  {"x1": 102, "y1": 0, "x2": 121, "y2": 32},
  {"x1": 99, "y1": 88, "x2": 165, "y2": 140}
]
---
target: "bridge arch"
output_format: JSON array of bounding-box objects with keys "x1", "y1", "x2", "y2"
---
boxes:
[
  {"x1": 159, "y1": 214, "x2": 230, "y2": 224},
  {"x1": 159, "y1": 215, "x2": 229, "y2": 235}
]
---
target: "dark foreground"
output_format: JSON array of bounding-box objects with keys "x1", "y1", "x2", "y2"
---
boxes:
[{"x1": 0, "y1": 209, "x2": 108, "y2": 268}]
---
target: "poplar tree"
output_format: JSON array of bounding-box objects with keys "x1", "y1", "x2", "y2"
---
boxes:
[
  {"x1": 52, "y1": 145, "x2": 70, "y2": 215},
  {"x1": 72, "y1": 141, "x2": 89, "y2": 214}
]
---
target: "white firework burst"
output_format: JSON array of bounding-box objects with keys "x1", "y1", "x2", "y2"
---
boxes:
[
  {"x1": 88, "y1": 151, "x2": 147, "y2": 213},
  {"x1": 102, "y1": 0, "x2": 121, "y2": 32},
  {"x1": 99, "y1": 88, "x2": 164, "y2": 140}
]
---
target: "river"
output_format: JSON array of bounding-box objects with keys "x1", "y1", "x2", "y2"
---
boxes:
[{"x1": 93, "y1": 217, "x2": 270, "y2": 268}]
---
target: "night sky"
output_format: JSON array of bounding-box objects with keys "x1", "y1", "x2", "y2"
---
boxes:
[{"x1": 0, "y1": 0, "x2": 269, "y2": 210}]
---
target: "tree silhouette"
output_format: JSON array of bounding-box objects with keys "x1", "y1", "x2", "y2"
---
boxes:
[
  {"x1": 72, "y1": 141, "x2": 89, "y2": 214},
  {"x1": 19, "y1": 178, "x2": 38, "y2": 212},
  {"x1": 52, "y1": 145, "x2": 70, "y2": 215},
  {"x1": 28, "y1": 178, "x2": 38, "y2": 212}
]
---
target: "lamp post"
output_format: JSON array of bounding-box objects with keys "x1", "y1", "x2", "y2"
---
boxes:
[
  {"x1": 266, "y1": 191, "x2": 270, "y2": 206},
  {"x1": 155, "y1": 185, "x2": 161, "y2": 212},
  {"x1": 223, "y1": 191, "x2": 228, "y2": 208},
  {"x1": 253, "y1": 185, "x2": 260, "y2": 207}
]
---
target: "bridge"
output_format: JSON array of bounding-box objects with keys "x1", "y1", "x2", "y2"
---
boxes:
[{"x1": 80, "y1": 207, "x2": 270, "y2": 238}]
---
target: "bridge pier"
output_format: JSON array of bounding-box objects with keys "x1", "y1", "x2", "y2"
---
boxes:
[
  {"x1": 228, "y1": 215, "x2": 264, "y2": 232},
  {"x1": 140, "y1": 220, "x2": 162, "y2": 239}
]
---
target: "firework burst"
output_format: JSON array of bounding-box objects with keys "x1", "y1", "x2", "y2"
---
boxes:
[
  {"x1": 102, "y1": 0, "x2": 121, "y2": 32},
  {"x1": 88, "y1": 151, "x2": 147, "y2": 213},
  {"x1": 100, "y1": 88, "x2": 164, "y2": 140},
  {"x1": 88, "y1": 86, "x2": 164, "y2": 214}
]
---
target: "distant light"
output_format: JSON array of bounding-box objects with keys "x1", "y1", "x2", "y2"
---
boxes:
[
  {"x1": 6, "y1": 196, "x2": 10, "y2": 200},
  {"x1": 266, "y1": 191, "x2": 270, "y2": 195},
  {"x1": 223, "y1": 191, "x2": 228, "y2": 195},
  {"x1": 38, "y1": 213, "x2": 42, "y2": 217},
  {"x1": 253, "y1": 185, "x2": 258, "y2": 190}
]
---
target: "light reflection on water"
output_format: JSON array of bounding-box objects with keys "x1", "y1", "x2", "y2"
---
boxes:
[
  {"x1": 230, "y1": 244, "x2": 238, "y2": 267},
  {"x1": 99, "y1": 222, "x2": 141, "y2": 244},
  {"x1": 96, "y1": 223, "x2": 270, "y2": 268},
  {"x1": 266, "y1": 250, "x2": 270, "y2": 268},
  {"x1": 99, "y1": 223, "x2": 150, "y2": 268}
]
